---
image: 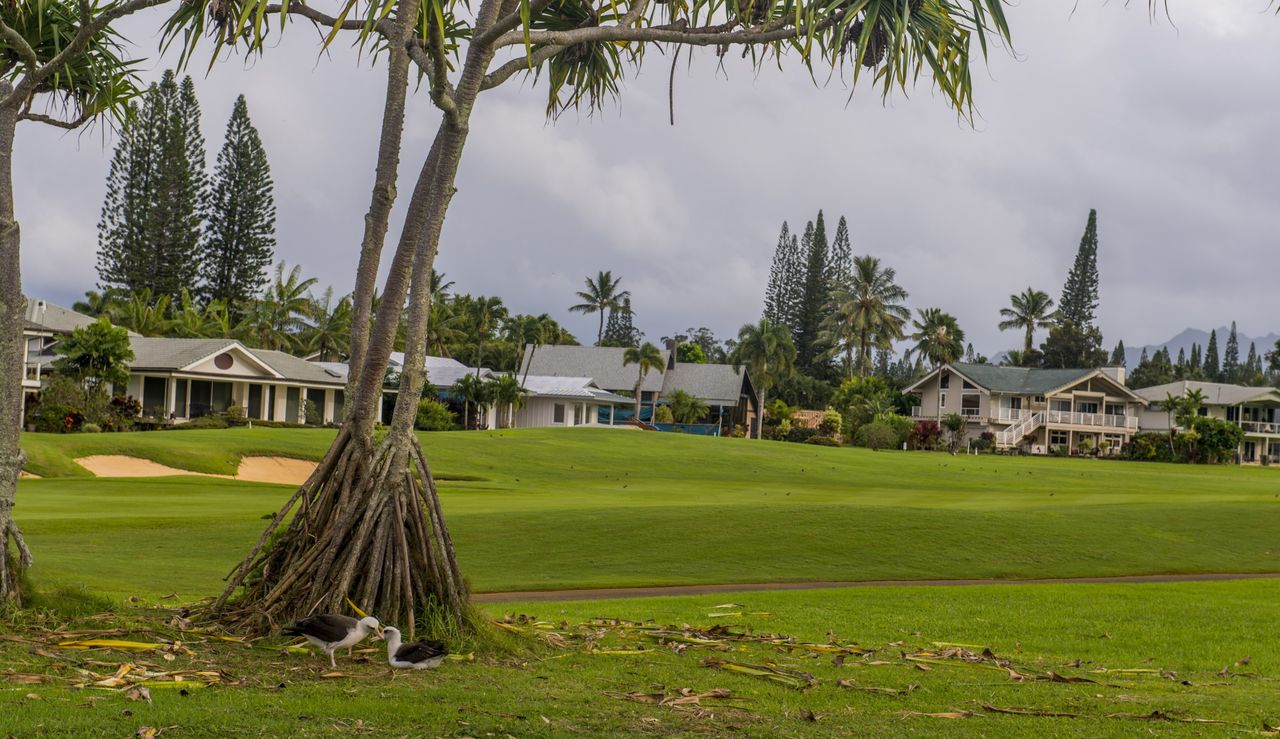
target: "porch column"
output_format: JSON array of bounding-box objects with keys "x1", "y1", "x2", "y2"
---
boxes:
[
  {"x1": 166, "y1": 377, "x2": 177, "y2": 419},
  {"x1": 609, "y1": 404, "x2": 615, "y2": 426}
]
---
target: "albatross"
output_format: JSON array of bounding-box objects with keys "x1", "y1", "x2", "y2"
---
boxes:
[
  {"x1": 380, "y1": 627, "x2": 448, "y2": 669},
  {"x1": 285, "y1": 614, "x2": 381, "y2": 668}
]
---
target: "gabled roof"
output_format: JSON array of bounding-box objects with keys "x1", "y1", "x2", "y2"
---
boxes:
[
  {"x1": 1133, "y1": 380, "x2": 1280, "y2": 406},
  {"x1": 23, "y1": 297, "x2": 139, "y2": 336},
  {"x1": 907, "y1": 363, "x2": 1142, "y2": 400},
  {"x1": 661, "y1": 363, "x2": 749, "y2": 405},
  {"x1": 128, "y1": 338, "x2": 241, "y2": 371},
  {"x1": 253, "y1": 349, "x2": 346, "y2": 385},
  {"x1": 520, "y1": 345, "x2": 670, "y2": 393},
  {"x1": 316, "y1": 355, "x2": 490, "y2": 388}
]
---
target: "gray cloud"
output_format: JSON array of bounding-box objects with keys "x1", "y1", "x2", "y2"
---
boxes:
[{"x1": 14, "y1": 2, "x2": 1280, "y2": 358}]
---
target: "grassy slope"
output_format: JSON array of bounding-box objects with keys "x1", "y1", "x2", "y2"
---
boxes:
[
  {"x1": 3, "y1": 580, "x2": 1277, "y2": 737},
  {"x1": 14, "y1": 428, "x2": 1280, "y2": 598}
]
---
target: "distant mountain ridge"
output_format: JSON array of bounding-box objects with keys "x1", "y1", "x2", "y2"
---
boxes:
[{"x1": 1122, "y1": 327, "x2": 1280, "y2": 370}]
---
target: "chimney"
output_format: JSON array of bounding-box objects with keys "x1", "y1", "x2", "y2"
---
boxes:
[
  {"x1": 664, "y1": 338, "x2": 677, "y2": 371},
  {"x1": 1099, "y1": 366, "x2": 1126, "y2": 385}
]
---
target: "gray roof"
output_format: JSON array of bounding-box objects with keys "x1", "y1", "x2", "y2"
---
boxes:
[
  {"x1": 253, "y1": 349, "x2": 347, "y2": 386},
  {"x1": 520, "y1": 345, "x2": 670, "y2": 393},
  {"x1": 943, "y1": 363, "x2": 1095, "y2": 395},
  {"x1": 1133, "y1": 380, "x2": 1280, "y2": 406},
  {"x1": 128, "y1": 338, "x2": 240, "y2": 371},
  {"x1": 520, "y1": 374, "x2": 632, "y2": 404},
  {"x1": 661, "y1": 363, "x2": 748, "y2": 405},
  {"x1": 23, "y1": 297, "x2": 113, "y2": 335},
  {"x1": 316, "y1": 355, "x2": 490, "y2": 389},
  {"x1": 128, "y1": 337, "x2": 345, "y2": 386}
]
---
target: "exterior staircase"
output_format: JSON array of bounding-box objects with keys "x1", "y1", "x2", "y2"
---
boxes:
[{"x1": 995, "y1": 411, "x2": 1044, "y2": 448}]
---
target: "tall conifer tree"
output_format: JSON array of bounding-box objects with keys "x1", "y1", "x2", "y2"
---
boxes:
[
  {"x1": 1222, "y1": 321, "x2": 1240, "y2": 382},
  {"x1": 1204, "y1": 329, "x2": 1220, "y2": 381},
  {"x1": 97, "y1": 71, "x2": 206, "y2": 303},
  {"x1": 1042, "y1": 209, "x2": 1106, "y2": 368},
  {"x1": 829, "y1": 216, "x2": 852, "y2": 281},
  {"x1": 201, "y1": 95, "x2": 276, "y2": 310},
  {"x1": 763, "y1": 222, "x2": 793, "y2": 325},
  {"x1": 1110, "y1": 340, "x2": 1126, "y2": 367},
  {"x1": 795, "y1": 211, "x2": 832, "y2": 369}
]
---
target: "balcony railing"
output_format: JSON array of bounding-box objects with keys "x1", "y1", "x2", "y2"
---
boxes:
[
  {"x1": 1046, "y1": 409, "x2": 1139, "y2": 430},
  {"x1": 1241, "y1": 420, "x2": 1280, "y2": 435},
  {"x1": 990, "y1": 408, "x2": 1026, "y2": 423}
]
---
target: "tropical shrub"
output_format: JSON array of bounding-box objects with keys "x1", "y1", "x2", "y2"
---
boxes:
[
  {"x1": 786, "y1": 427, "x2": 820, "y2": 444},
  {"x1": 654, "y1": 405, "x2": 674, "y2": 424},
  {"x1": 667, "y1": 389, "x2": 709, "y2": 424},
  {"x1": 831, "y1": 376, "x2": 892, "y2": 439},
  {"x1": 227, "y1": 404, "x2": 246, "y2": 423},
  {"x1": 764, "y1": 399, "x2": 794, "y2": 427},
  {"x1": 777, "y1": 419, "x2": 793, "y2": 438},
  {"x1": 941, "y1": 413, "x2": 966, "y2": 452},
  {"x1": 303, "y1": 399, "x2": 322, "y2": 426},
  {"x1": 102, "y1": 395, "x2": 141, "y2": 432},
  {"x1": 772, "y1": 374, "x2": 835, "y2": 410},
  {"x1": 818, "y1": 409, "x2": 842, "y2": 436},
  {"x1": 415, "y1": 398, "x2": 457, "y2": 431},
  {"x1": 81, "y1": 423, "x2": 102, "y2": 433},
  {"x1": 856, "y1": 421, "x2": 900, "y2": 450},
  {"x1": 1078, "y1": 436, "x2": 1095, "y2": 456},
  {"x1": 908, "y1": 420, "x2": 943, "y2": 450},
  {"x1": 1190, "y1": 417, "x2": 1244, "y2": 464},
  {"x1": 806, "y1": 435, "x2": 841, "y2": 447}
]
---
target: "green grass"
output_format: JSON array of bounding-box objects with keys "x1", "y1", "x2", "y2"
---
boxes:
[
  {"x1": 14, "y1": 428, "x2": 1280, "y2": 598},
  {"x1": 7, "y1": 428, "x2": 1280, "y2": 735},
  {"x1": 3, "y1": 581, "x2": 1277, "y2": 737}
]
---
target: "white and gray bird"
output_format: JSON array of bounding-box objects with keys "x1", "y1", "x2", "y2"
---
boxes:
[
  {"x1": 284, "y1": 615, "x2": 381, "y2": 668},
  {"x1": 380, "y1": 626, "x2": 448, "y2": 669}
]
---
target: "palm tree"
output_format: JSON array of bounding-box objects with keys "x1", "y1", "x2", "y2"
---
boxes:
[
  {"x1": 73, "y1": 288, "x2": 125, "y2": 317},
  {"x1": 730, "y1": 319, "x2": 797, "y2": 438},
  {"x1": 667, "y1": 389, "x2": 710, "y2": 424},
  {"x1": 1001, "y1": 349, "x2": 1027, "y2": 367},
  {"x1": 451, "y1": 373, "x2": 488, "y2": 430},
  {"x1": 254, "y1": 263, "x2": 318, "y2": 351},
  {"x1": 623, "y1": 342, "x2": 665, "y2": 423},
  {"x1": 169, "y1": 289, "x2": 210, "y2": 338},
  {"x1": 820, "y1": 255, "x2": 910, "y2": 379},
  {"x1": 998, "y1": 287, "x2": 1056, "y2": 355},
  {"x1": 569, "y1": 271, "x2": 630, "y2": 345},
  {"x1": 464, "y1": 295, "x2": 505, "y2": 374},
  {"x1": 507, "y1": 313, "x2": 558, "y2": 385},
  {"x1": 430, "y1": 269, "x2": 454, "y2": 297},
  {"x1": 109, "y1": 289, "x2": 173, "y2": 337},
  {"x1": 303, "y1": 288, "x2": 353, "y2": 361},
  {"x1": 909, "y1": 308, "x2": 966, "y2": 368},
  {"x1": 486, "y1": 374, "x2": 527, "y2": 428},
  {"x1": 425, "y1": 299, "x2": 463, "y2": 358}
]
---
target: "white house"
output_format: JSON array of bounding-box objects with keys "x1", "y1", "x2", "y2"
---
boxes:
[
  {"x1": 511, "y1": 375, "x2": 632, "y2": 428},
  {"x1": 1133, "y1": 380, "x2": 1280, "y2": 465}
]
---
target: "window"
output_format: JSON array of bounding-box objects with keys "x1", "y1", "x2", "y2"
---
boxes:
[
  {"x1": 1105, "y1": 404, "x2": 1124, "y2": 416},
  {"x1": 1198, "y1": 406, "x2": 1208, "y2": 417},
  {"x1": 285, "y1": 387, "x2": 300, "y2": 423},
  {"x1": 142, "y1": 377, "x2": 167, "y2": 417},
  {"x1": 573, "y1": 405, "x2": 583, "y2": 425},
  {"x1": 174, "y1": 379, "x2": 188, "y2": 418},
  {"x1": 961, "y1": 394, "x2": 981, "y2": 416},
  {"x1": 1034, "y1": 395, "x2": 1046, "y2": 403},
  {"x1": 247, "y1": 384, "x2": 262, "y2": 420},
  {"x1": 306, "y1": 389, "x2": 326, "y2": 424},
  {"x1": 1008, "y1": 397, "x2": 1023, "y2": 410},
  {"x1": 939, "y1": 392, "x2": 947, "y2": 408},
  {"x1": 962, "y1": 380, "x2": 976, "y2": 390},
  {"x1": 940, "y1": 372, "x2": 950, "y2": 389},
  {"x1": 1226, "y1": 407, "x2": 1240, "y2": 422},
  {"x1": 1050, "y1": 431, "x2": 1068, "y2": 446},
  {"x1": 1051, "y1": 399, "x2": 1072, "y2": 412},
  {"x1": 553, "y1": 404, "x2": 565, "y2": 424},
  {"x1": 1077, "y1": 401, "x2": 1099, "y2": 414},
  {"x1": 333, "y1": 390, "x2": 345, "y2": 422}
]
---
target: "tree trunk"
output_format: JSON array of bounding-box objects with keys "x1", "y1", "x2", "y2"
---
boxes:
[
  {"x1": 346, "y1": 0, "x2": 417, "y2": 412},
  {"x1": 0, "y1": 85, "x2": 33, "y2": 604},
  {"x1": 633, "y1": 378, "x2": 642, "y2": 421},
  {"x1": 1024, "y1": 326, "x2": 1033, "y2": 355},
  {"x1": 597, "y1": 310, "x2": 604, "y2": 346},
  {"x1": 213, "y1": 0, "x2": 510, "y2": 636}
]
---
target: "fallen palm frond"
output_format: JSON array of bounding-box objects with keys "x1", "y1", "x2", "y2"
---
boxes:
[
  {"x1": 701, "y1": 657, "x2": 816, "y2": 690},
  {"x1": 1106, "y1": 710, "x2": 1232, "y2": 725},
  {"x1": 836, "y1": 678, "x2": 917, "y2": 696},
  {"x1": 606, "y1": 687, "x2": 742, "y2": 713},
  {"x1": 74, "y1": 662, "x2": 235, "y2": 692},
  {"x1": 982, "y1": 704, "x2": 1085, "y2": 718},
  {"x1": 57, "y1": 638, "x2": 169, "y2": 651},
  {"x1": 901, "y1": 710, "x2": 974, "y2": 719}
]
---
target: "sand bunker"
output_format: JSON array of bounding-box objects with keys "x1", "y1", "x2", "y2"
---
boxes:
[
  {"x1": 75, "y1": 455, "x2": 317, "y2": 485},
  {"x1": 234, "y1": 456, "x2": 317, "y2": 485},
  {"x1": 19, "y1": 471, "x2": 40, "y2": 479}
]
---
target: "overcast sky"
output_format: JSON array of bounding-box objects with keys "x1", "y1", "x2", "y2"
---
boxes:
[{"x1": 15, "y1": 2, "x2": 1280, "y2": 357}]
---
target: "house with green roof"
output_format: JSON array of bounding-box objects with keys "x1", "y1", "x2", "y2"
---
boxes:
[{"x1": 905, "y1": 362, "x2": 1145, "y2": 453}]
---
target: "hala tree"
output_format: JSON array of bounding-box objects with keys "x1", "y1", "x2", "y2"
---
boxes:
[
  {"x1": 201, "y1": 95, "x2": 276, "y2": 310},
  {"x1": 165, "y1": 0, "x2": 1014, "y2": 635},
  {"x1": 1, "y1": 0, "x2": 167, "y2": 604}
]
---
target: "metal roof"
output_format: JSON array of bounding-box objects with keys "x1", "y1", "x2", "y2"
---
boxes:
[
  {"x1": 520, "y1": 345, "x2": 670, "y2": 393},
  {"x1": 518, "y1": 374, "x2": 632, "y2": 403},
  {"x1": 1133, "y1": 380, "x2": 1280, "y2": 406}
]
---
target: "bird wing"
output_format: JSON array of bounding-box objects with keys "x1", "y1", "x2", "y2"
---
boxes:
[
  {"x1": 396, "y1": 640, "x2": 448, "y2": 663},
  {"x1": 287, "y1": 614, "x2": 358, "y2": 643}
]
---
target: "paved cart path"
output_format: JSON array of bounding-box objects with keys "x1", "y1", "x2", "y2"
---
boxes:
[{"x1": 472, "y1": 572, "x2": 1280, "y2": 603}]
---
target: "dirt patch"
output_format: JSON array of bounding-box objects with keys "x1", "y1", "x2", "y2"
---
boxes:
[
  {"x1": 236, "y1": 456, "x2": 316, "y2": 485},
  {"x1": 18, "y1": 471, "x2": 40, "y2": 479},
  {"x1": 76, "y1": 455, "x2": 232, "y2": 480}
]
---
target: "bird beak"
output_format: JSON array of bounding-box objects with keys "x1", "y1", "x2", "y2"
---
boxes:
[{"x1": 374, "y1": 627, "x2": 385, "y2": 640}]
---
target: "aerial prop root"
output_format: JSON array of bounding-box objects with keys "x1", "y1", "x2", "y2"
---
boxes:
[{"x1": 210, "y1": 427, "x2": 467, "y2": 639}]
